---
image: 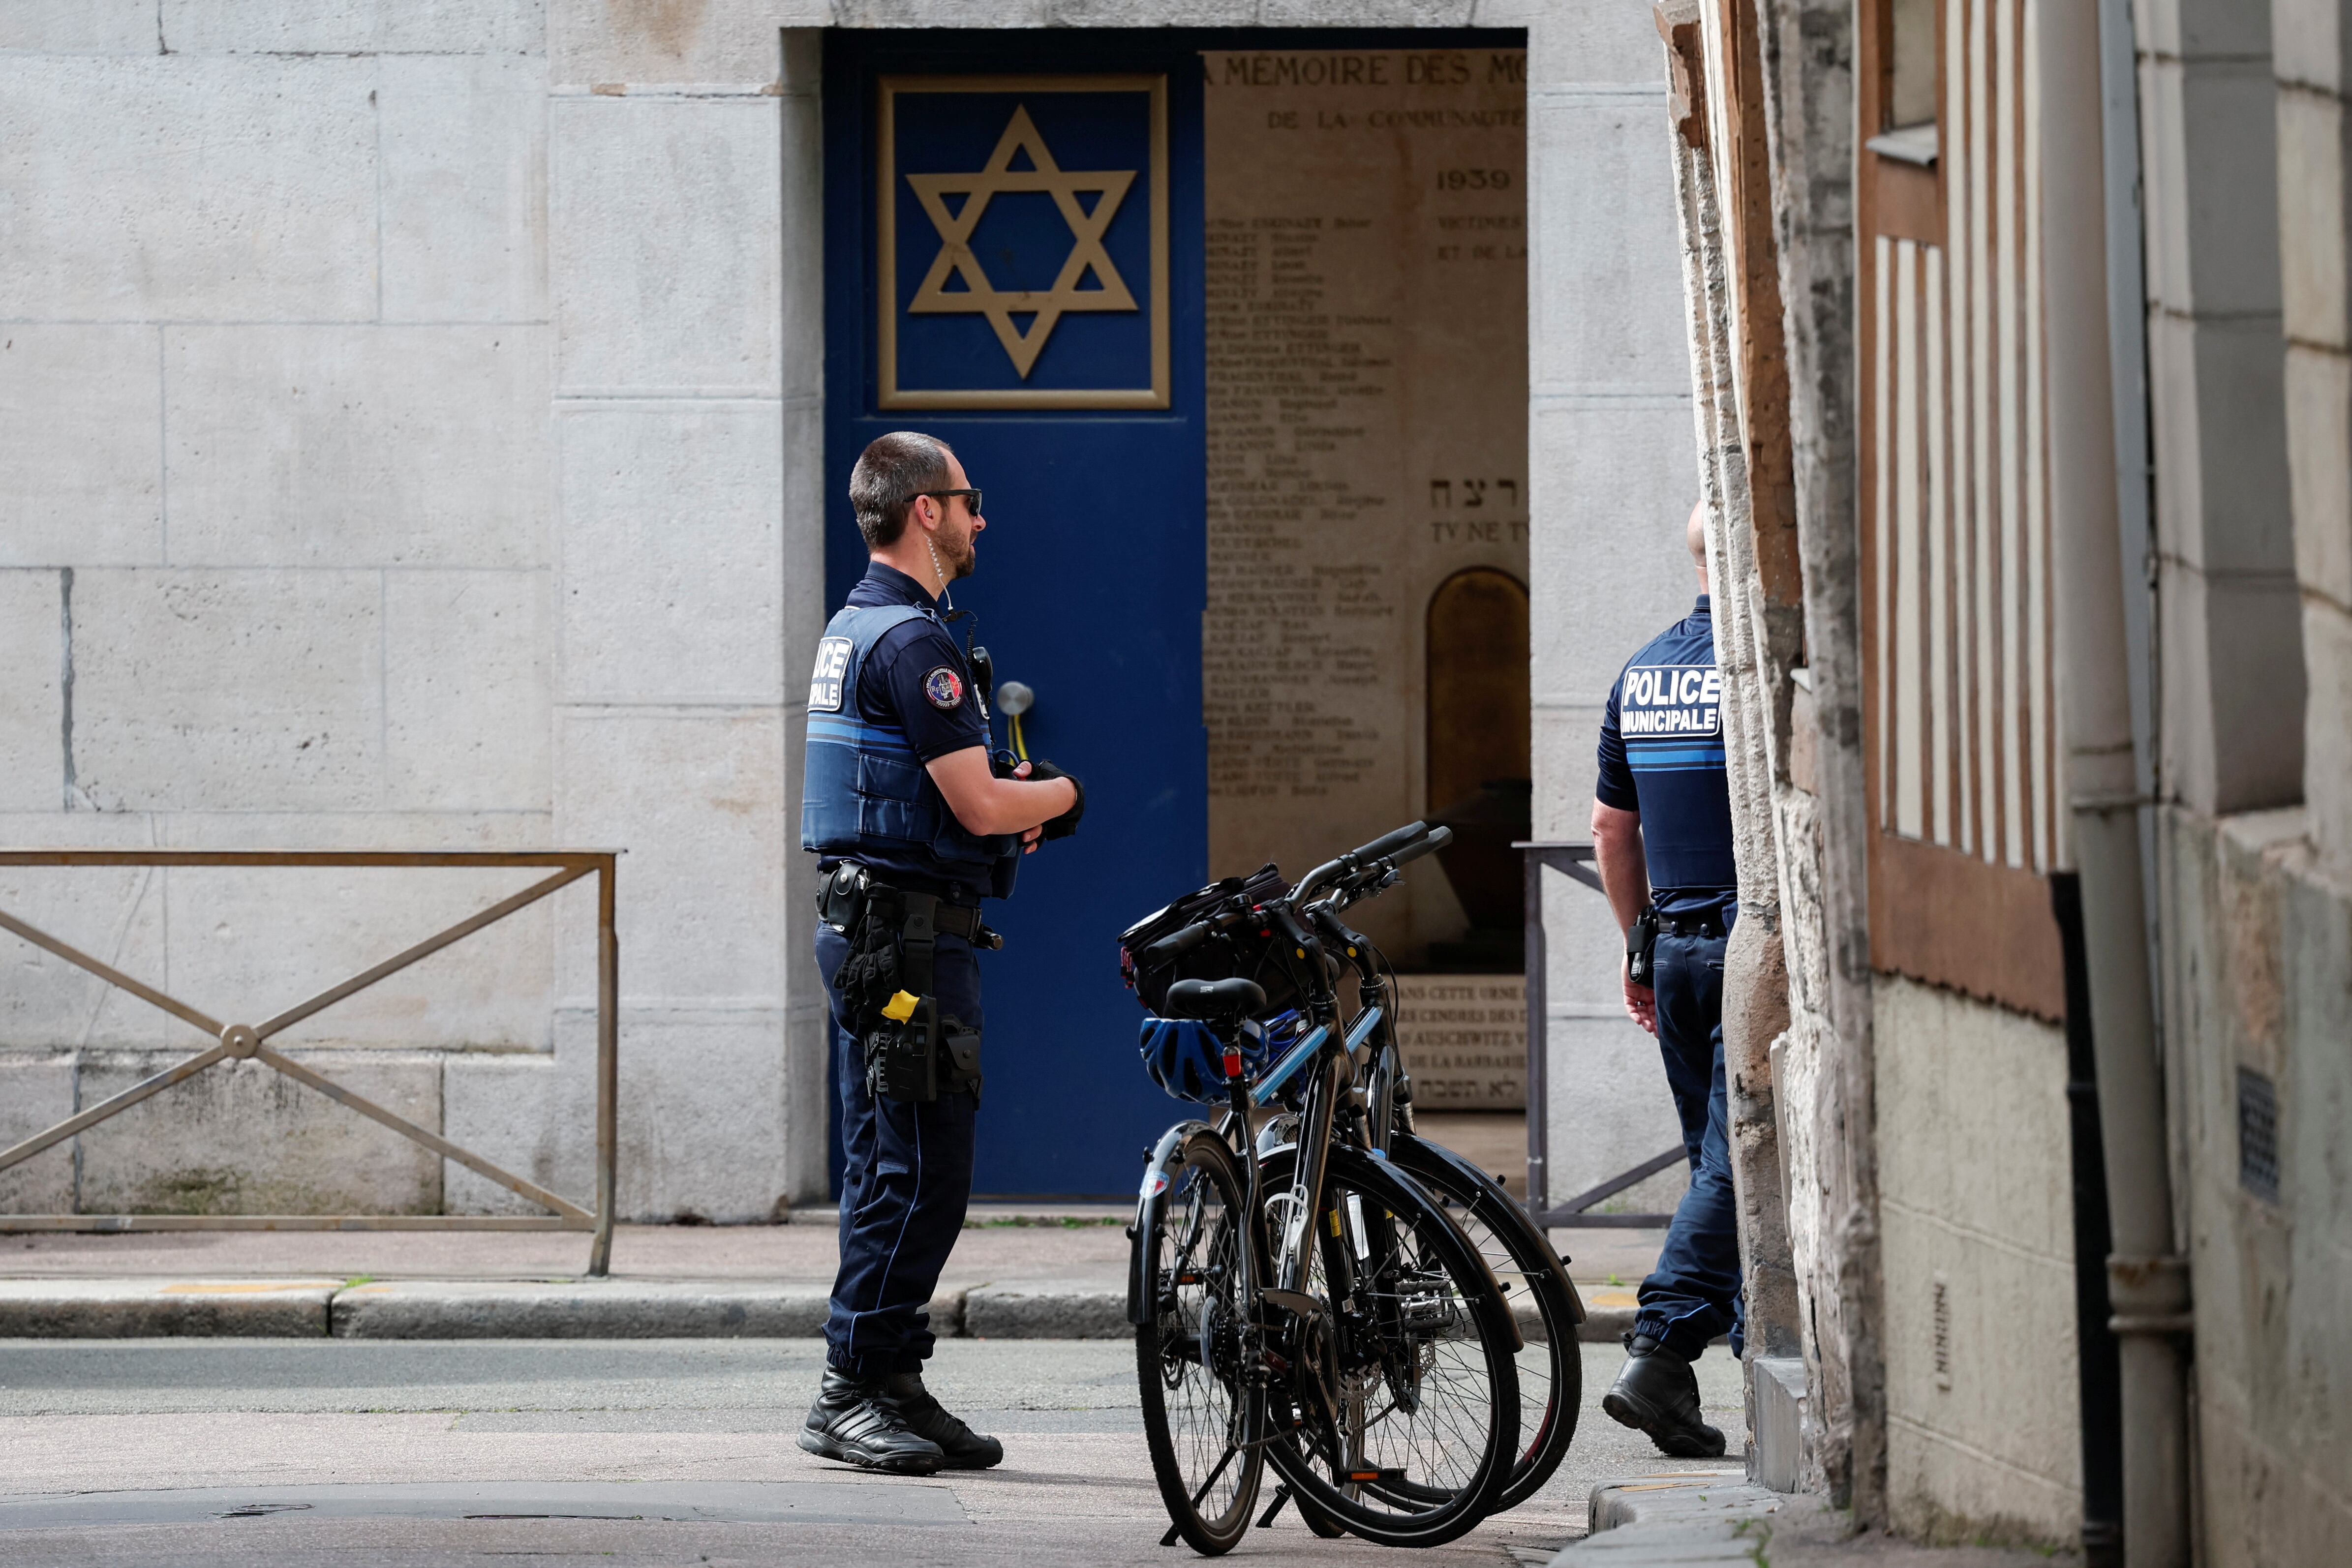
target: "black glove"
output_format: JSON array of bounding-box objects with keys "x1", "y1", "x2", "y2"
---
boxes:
[{"x1": 1025, "y1": 759, "x2": 1086, "y2": 840}]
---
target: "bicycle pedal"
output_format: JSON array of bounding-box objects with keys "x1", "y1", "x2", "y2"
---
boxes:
[{"x1": 1345, "y1": 1467, "x2": 1408, "y2": 1484}]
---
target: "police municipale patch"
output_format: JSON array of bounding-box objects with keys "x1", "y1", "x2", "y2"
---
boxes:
[{"x1": 923, "y1": 666, "x2": 965, "y2": 710}]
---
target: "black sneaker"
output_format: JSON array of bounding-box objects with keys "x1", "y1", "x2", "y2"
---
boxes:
[
  {"x1": 799, "y1": 1367, "x2": 946, "y2": 1475},
  {"x1": 1601, "y1": 1334, "x2": 1727, "y2": 1458},
  {"x1": 883, "y1": 1370, "x2": 1004, "y2": 1470}
]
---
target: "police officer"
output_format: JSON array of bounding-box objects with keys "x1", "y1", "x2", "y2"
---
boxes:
[
  {"x1": 798, "y1": 432, "x2": 1083, "y2": 1475},
  {"x1": 1592, "y1": 502, "x2": 1742, "y2": 1458}
]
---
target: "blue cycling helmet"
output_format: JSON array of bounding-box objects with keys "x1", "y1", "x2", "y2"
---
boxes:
[
  {"x1": 1138, "y1": 1011, "x2": 1306, "y2": 1105},
  {"x1": 1138, "y1": 1017, "x2": 1229, "y2": 1104}
]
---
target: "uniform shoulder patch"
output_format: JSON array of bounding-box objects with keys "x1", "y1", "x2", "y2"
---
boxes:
[
  {"x1": 807, "y1": 636, "x2": 853, "y2": 713},
  {"x1": 922, "y1": 666, "x2": 965, "y2": 711}
]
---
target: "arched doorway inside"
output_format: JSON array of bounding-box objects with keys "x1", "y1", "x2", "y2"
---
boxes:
[{"x1": 1424, "y1": 566, "x2": 1531, "y2": 972}]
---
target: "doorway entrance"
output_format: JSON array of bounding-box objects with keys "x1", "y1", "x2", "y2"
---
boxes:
[{"x1": 822, "y1": 29, "x2": 1527, "y2": 1198}]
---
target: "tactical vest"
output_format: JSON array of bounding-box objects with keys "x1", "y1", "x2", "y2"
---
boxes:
[{"x1": 801, "y1": 602, "x2": 1021, "y2": 901}]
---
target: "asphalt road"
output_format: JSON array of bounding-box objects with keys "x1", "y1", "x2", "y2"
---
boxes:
[{"x1": 0, "y1": 1337, "x2": 1749, "y2": 1566}]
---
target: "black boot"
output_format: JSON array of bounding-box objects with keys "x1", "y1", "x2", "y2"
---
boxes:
[
  {"x1": 882, "y1": 1370, "x2": 1004, "y2": 1470},
  {"x1": 1601, "y1": 1334, "x2": 1726, "y2": 1458},
  {"x1": 799, "y1": 1367, "x2": 946, "y2": 1475}
]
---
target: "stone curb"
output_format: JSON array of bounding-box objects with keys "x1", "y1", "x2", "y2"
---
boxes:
[
  {"x1": 330, "y1": 1280, "x2": 844, "y2": 1339},
  {"x1": 962, "y1": 1283, "x2": 1130, "y2": 1339},
  {"x1": 1576, "y1": 1302, "x2": 1636, "y2": 1344},
  {"x1": 0, "y1": 1278, "x2": 1619, "y2": 1343},
  {"x1": 0, "y1": 1278, "x2": 1136, "y2": 1340},
  {"x1": 1546, "y1": 1478, "x2": 1788, "y2": 1565},
  {"x1": 0, "y1": 1278, "x2": 342, "y2": 1337}
]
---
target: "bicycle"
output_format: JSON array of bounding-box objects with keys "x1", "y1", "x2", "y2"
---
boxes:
[
  {"x1": 1124, "y1": 824, "x2": 1527, "y2": 1553},
  {"x1": 1281, "y1": 837, "x2": 1588, "y2": 1513}
]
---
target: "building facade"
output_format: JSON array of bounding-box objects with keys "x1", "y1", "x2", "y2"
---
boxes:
[
  {"x1": 1668, "y1": 0, "x2": 2352, "y2": 1557},
  {"x1": 0, "y1": 4, "x2": 1695, "y2": 1227}
]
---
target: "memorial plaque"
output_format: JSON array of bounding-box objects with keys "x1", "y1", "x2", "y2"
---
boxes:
[
  {"x1": 1202, "y1": 49, "x2": 1529, "y2": 961},
  {"x1": 1394, "y1": 974, "x2": 1526, "y2": 1110}
]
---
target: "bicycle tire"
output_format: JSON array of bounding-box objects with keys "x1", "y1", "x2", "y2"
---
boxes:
[
  {"x1": 1135, "y1": 1127, "x2": 1264, "y2": 1556},
  {"x1": 1389, "y1": 1132, "x2": 1585, "y2": 1510},
  {"x1": 1252, "y1": 1142, "x2": 1520, "y2": 1548}
]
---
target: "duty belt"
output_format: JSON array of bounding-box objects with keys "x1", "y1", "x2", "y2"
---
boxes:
[
  {"x1": 1660, "y1": 915, "x2": 1727, "y2": 940},
  {"x1": 816, "y1": 862, "x2": 1002, "y2": 960}
]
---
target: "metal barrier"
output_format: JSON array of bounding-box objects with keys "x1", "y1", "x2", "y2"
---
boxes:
[
  {"x1": 1518, "y1": 840, "x2": 1680, "y2": 1230},
  {"x1": 0, "y1": 850, "x2": 619, "y2": 1276}
]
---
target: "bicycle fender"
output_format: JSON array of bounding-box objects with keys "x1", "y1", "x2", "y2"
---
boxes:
[
  {"x1": 1389, "y1": 1131, "x2": 1587, "y2": 1325},
  {"x1": 1128, "y1": 1119, "x2": 1213, "y2": 1327}
]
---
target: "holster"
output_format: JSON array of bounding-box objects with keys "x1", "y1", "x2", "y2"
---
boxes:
[
  {"x1": 1627, "y1": 907, "x2": 1661, "y2": 988},
  {"x1": 843, "y1": 882, "x2": 987, "y2": 1106}
]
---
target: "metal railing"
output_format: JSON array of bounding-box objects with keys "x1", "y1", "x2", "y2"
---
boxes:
[
  {"x1": 1518, "y1": 840, "x2": 1681, "y2": 1230},
  {"x1": 0, "y1": 850, "x2": 619, "y2": 1276}
]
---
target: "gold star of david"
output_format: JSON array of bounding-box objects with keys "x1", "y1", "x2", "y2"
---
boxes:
[{"x1": 904, "y1": 105, "x2": 1140, "y2": 379}]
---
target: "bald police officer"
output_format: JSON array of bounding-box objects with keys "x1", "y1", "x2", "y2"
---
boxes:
[
  {"x1": 1592, "y1": 503, "x2": 1742, "y2": 1458},
  {"x1": 798, "y1": 432, "x2": 1083, "y2": 1474}
]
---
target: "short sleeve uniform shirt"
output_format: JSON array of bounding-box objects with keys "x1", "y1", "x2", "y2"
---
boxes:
[
  {"x1": 1595, "y1": 595, "x2": 1738, "y2": 920},
  {"x1": 847, "y1": 563, "x2": 989, "y2": 764}
]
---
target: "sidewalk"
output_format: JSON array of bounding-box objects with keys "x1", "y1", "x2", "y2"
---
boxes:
[
  {"x1": 1551, "y1": 1483, "x2": 2077, "y2": 1568},
  {"x1": 0, "y1": 1211, "x2": 1657, "y2": 1340}
]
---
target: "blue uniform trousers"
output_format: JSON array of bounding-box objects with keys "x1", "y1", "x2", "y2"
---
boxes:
[
  {"x1": 816, "y1": 922, "x2": 981, "y2": 1379},
  {"x1": 1633, "y1": 925, "x2": 1746, "y2": 1361}
]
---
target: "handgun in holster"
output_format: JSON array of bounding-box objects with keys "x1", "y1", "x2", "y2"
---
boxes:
[
  {"x1": 1627, "y1": 906, "x2": 1661, "y2": 988},
  {"x1": 863, "y1": 890, "x2": 984, "y2": 1105}
]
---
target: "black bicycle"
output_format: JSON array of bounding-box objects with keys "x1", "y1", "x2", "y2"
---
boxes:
[
  {"x1": 1127, "y1": 824, "x2": 1527, "y2": 1553},
  {"x1": 1288, "y1": 838, "x2": 1588, "y2": 1512}
]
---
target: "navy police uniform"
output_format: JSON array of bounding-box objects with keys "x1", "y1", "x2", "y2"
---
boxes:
[
  {"x1": 1596, "y1": 594, "x2": 1743, "y2": 1362},
  {"x1": 803, "y1": 562, "x2": 1018, "y2": 1380}
]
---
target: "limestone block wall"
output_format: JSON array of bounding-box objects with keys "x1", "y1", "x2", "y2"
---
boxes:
[
  {"x1": 0, "y1": 1, "x2": 811, "y2": 1222},
  {"x1": 1872, "y1": 977, "x2": 2083, "y2": 1546},
  {"x1": 0, "y1": 0, "x2": 1691, "y2": 1224},
  {"x1": 2158, "y1": 808, "x2": 2352, "y2": 1567}
]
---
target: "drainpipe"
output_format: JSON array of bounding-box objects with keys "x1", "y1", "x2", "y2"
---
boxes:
[{"x1": 2037, "y1": 3, "x2": 2193, "y2": 1566}]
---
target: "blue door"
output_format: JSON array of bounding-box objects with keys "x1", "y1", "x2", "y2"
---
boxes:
[{"x1": 824, "y1": 31, "x2": 1208, "y2": 1197}]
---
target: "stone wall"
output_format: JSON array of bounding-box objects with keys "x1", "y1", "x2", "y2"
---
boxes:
[
  {"x1": 0, "y1": 0, "x2": 1694, "y2": 1223},
  {"x1": 2156, "y1": 808, "x2": 2352, "y2": 1567},
  {"x1": 1872, "y1": 977, "x2": 2084, "y2": 1545},
  {"x1": 0, "y1": 1, "x2": 807, "y2": 1223}
]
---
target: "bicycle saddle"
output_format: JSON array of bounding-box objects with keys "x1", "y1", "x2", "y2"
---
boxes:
[{"x1": 1162, "y1": 977, "x2": 1267, "y2": 1022}]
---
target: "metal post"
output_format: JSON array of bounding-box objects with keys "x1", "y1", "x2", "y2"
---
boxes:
[
  {"x1": 1522, "y1": 843, "x2": 1548, "y2": 1212},
  {"x1": 589, "y1": 855, "x2": 619, "y2": 1278}
]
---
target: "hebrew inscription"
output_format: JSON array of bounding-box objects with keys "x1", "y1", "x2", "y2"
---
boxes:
[{"x1": 1202, "y1": 49, "x2": 1528, "y2": 959}]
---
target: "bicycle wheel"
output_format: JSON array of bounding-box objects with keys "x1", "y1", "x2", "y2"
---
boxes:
[
  {"x1": 1135, "y1": 1128, "x2": 1264, "y2": 1556},
  {"x1": 1254, "y1": 1143, "x2": 1520, "y2": 1548},
  {"x1": 1390, "y1": 1131, "x2": 1584, "y2": 1510}
]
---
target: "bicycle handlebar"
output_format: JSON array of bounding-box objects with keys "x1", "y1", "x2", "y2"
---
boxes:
[{"x1": 1387, "y1": 826, "x2": 1450, "y2": 869}]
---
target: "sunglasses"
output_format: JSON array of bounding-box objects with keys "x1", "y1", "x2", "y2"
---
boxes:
[{"x1": 911, "y1": 488, "x2": 982, "y2": 516}]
